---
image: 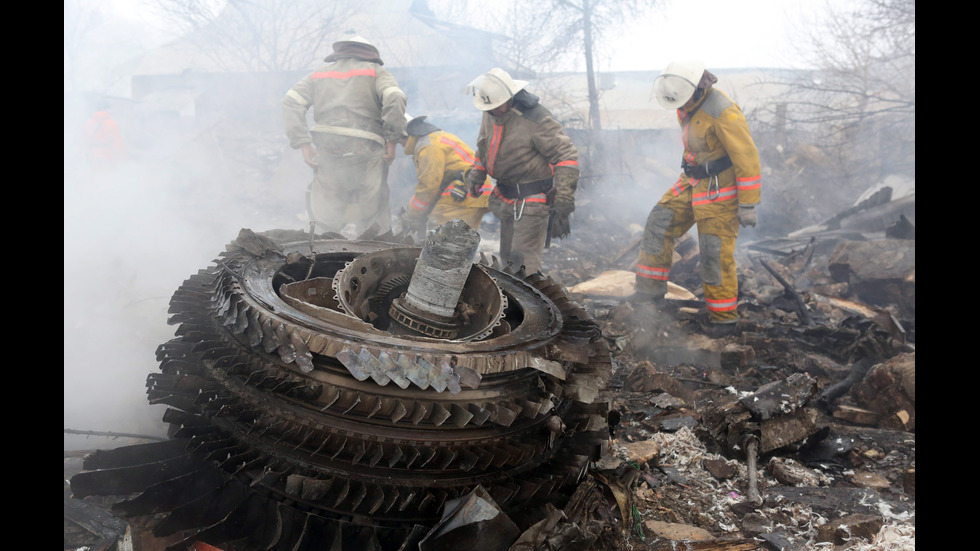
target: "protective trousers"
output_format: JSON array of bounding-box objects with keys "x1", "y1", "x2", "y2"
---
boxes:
[
  {"x1": 492, "y1": 195, "x2": 550, "y2": 274},
  {"x1": 636, "y1": 184, "x2": 740, "y2": 323},
  {"x1": 307, "y1": 147, "x2": 391, "y2": 235}
]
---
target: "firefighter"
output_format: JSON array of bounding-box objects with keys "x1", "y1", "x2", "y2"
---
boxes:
[
  {"x1": 464, "y1": 68, "x2": 579, "y2": 275},
  {"x1": 397, "y1": 115, "x2": 491, "y2": 238},
  {"x1": 82, "y1": 107, "x2": 126, "y2": 171},
  {"x1": 634, "y1": 60, "x2": 761, "y2": 337},
  {"x1": 282, "y1": 35, "x2": 407, "y2": 235}
]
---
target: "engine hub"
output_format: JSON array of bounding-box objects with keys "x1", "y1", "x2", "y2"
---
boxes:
[{"x1": 69, "y1": 226, "x2": 611, "y2": 551}]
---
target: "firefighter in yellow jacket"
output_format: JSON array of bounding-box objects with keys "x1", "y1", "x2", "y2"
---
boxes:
[
  {"x1": 282, "y1": 35, "x2": 407, "y2": 235},
  {"x1": 635, "y1": 60, "x2": 761, "y2": 336},
  {"x1": 398, "y1": 115, "x2": 491, "y2": 238}
]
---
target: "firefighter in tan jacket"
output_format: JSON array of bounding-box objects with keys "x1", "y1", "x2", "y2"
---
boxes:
[
  {"x1": 635, "y1": 60, "x2": 761, "y2": 336},
  {"x1": 282, "y1": 35, "x2": 407, "y2": 235},
  {"x1": 398, "y1": 115, "x2": 491, "y2": 238},
  {"x1": 465, "y1": 68, "x2": 579, "y2": 275}
]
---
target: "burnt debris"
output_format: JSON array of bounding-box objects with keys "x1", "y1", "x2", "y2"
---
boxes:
[{"x1": 69, "y1": 225, "x2": 612, "y2": 551}]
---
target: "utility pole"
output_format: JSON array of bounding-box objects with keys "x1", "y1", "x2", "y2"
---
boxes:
[
  {"x1": 582, "y1": 0, "x2": 602, "y2": 132},
  {"x1": 581, "y1": 0, "x2": 603, "y2": 181}
]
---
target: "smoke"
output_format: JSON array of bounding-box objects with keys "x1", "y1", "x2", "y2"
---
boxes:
[
  {"x1": 63, "y1": 3, "x2": 295, "y2": 452},
  {"x1": 63, "y1": 0, "x2": 857, "y2": 453},
  {"x1": 61, "y1": 4, "x2": 666, "y2": 455},
  {"x1": 64, "y1": 165, "x2": 175, "y2": 448}
]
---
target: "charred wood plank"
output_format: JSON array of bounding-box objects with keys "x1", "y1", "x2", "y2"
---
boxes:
[
  {"x1": 816, "y1": 358, "x2": 874, "y2": 412},
  {"x1": 759, "y1": 259, "x2": 814, "y2": 326}
]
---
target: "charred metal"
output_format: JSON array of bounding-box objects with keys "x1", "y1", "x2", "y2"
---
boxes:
[{"x1": 69, "y1": 225, "x2": 612, "y2": 551}]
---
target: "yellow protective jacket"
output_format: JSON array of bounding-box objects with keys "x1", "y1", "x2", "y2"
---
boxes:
[
  {"x1": 672, "y1": 88, "x2": 761, "y2": 218},
  {"x1": 405, "y1": 131, "x2": 490, "y2": 214},
  {"x1": 470, "y1": 98, "x2": 579, "y2": 204},
  {"x1": 282, "y1": 57, "x2": 407, "y2": 150}
]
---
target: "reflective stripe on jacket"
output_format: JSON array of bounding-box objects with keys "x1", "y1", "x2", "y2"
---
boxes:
[
  {"x1": 470, "y1": 103, "x2": 579, "y2": 200},
  {"x1": 406, "y1": 131, "x2": 489, "y2": 212},
  {"x1": 675, "y1": 88, "x2": 761, "y2": 211},
  {"x1": 282, "y1": 57, "x2": 407, "y2": 149}
]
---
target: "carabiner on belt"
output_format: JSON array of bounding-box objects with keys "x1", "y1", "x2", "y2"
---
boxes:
[
  {"x1": 514, "y1": 197, "x2": 526, "y2": 220},
  {"x1": 706, "y1": 174, "x2": 720, "y2": 201}
]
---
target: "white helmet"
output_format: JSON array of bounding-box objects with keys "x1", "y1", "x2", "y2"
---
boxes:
[
  {"x1": 467, "y1": 68, "x2": 529, "y2": 111},
  {"x1": 652, "y1": 60, "x2": 706, "y2": 109},
  {"x1": 332, "y1": 35, "x2": 376, "y2": 50}
]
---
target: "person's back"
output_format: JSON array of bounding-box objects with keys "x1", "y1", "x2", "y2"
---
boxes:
[
  {"x1": 398, "y1": 115, "x2": 490, "y2": 236},
  {"x1": 282, "y1": 35, "x2": 407, "y2": 235},
  {"x1": 287, "y1": 57, "x2": 392, "y2": 155}
]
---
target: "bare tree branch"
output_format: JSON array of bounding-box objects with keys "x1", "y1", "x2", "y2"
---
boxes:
[
  {"x1": 147, "y1": 0, "x2": 363, "y2": 73},
  {"x1": 757, "y1": 0, "x2": 914, "y2": 188}
]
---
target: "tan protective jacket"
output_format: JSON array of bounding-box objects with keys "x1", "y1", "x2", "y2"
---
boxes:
[
  {"x1": 675, "y1": 88, "x2": 761, "y2": 217},
  {"x1": 282, "y1": 57, "x2": 407, "y2": 150},
  {"x1": 470, "y1": 102, "x2": 579, "y2": 201},
  {"x1": 405, "y1": 131, "x2": 490, "y2": 214}
]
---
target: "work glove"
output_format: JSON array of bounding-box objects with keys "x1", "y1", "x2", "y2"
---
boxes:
[
  {"x1": 681, "y1": 159, "x2": 703, "y2": 178},
  {"x1": 400, "y1": 207, "x2": 428, "y2": 238},
  {"x1": 549, "y1": 211, "x2": 572, "y2": 240},
  {"x1": 448, "y1": 180, "x2": 468, "y2": 202},
  {"x1": 551, "y1": 193, "x2": 575, "y2": 216},
  {"x1": 465, "y1": 168, "x2": 486, "y2": 197},
  {"x1": 738, "y1": 205, "x2": 757, "y2": 227},
  {"x1": 549, "y1": 192, "x2": 575, "y2": 240}
]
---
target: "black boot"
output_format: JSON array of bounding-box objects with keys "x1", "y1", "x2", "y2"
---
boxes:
[
  {"x1": 623, "y1": 291, "x2": 665, "y2": 305},
  {"x1": 701, "y1": 320, "x2": 737, "y2": 338}
]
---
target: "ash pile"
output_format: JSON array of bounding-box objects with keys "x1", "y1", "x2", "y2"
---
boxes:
[{"x1": 533, "y1": 176, "x2": 914, "y2": 550}]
